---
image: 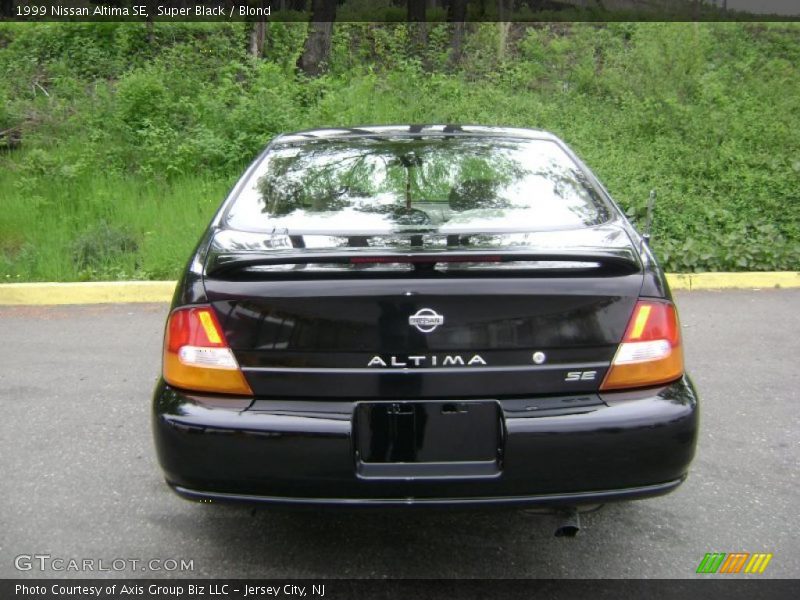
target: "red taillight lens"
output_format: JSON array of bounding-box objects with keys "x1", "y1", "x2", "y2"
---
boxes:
[
  {"x1": 163, "y1": 306, "x2": 253, "y2": 396},
  {"x1": 600, "y1": 300, "x2": 684, "y2": 391}
]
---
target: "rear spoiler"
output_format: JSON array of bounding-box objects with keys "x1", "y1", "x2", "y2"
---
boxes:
[{"x1": 206, "y1": 249, "x2": 641, "y2": 278}]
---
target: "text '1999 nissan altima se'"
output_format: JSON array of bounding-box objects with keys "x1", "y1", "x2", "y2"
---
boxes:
[{"x1": 152, "y1": 125, "x2": 698, "y2": 535}]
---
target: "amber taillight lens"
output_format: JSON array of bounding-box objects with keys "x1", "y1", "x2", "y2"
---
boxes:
[
  {"x1": 163, "y1": 306, "x2": 253, "y2": 396},
  {"x1": 600, "y1": 300, "x2": 684, "y2": 391}
]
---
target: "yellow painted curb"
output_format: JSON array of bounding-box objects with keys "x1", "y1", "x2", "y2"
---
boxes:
[
  {"x1": 0, "y1": 273, "x2": 797, "y2": 305},
  {"x1": 0, "y1": 281, "x2": 176, "y2": 305},
  {"x1": 666, "y1": 272, "x2": 800, "y2": 291}
]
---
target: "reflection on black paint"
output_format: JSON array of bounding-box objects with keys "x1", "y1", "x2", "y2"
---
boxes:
[
  {"x1": 370, "y1": 299, "x2": 426, "y2": 460},
  {"x1": 367, "y1": 404, "x2": 428, "y2": 462}
]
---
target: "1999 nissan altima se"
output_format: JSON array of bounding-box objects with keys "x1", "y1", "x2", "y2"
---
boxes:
[{"x1": 153, "y1": 125, "x2": 698, "y2": 532}]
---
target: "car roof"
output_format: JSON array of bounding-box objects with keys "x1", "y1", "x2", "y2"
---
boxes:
[{"x1": 274, "y1": 125, "x2": 561, "y2": 144}]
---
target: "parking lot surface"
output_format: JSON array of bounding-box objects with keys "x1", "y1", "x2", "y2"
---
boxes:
[{"x1": 0, "y1": 290, "x2": 798, "y2": 578}]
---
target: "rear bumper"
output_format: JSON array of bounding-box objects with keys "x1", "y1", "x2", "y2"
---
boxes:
[
  {"x1": 169, "y1": 479, "x2": 685, "y2": 508},
  {"x1": 152, "y1": 376, "x2": 698, "y2": 508}
]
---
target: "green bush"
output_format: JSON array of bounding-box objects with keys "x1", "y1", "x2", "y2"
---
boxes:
[{"x1": 71, "y1": 220, "x2": 140, "y2": 280}]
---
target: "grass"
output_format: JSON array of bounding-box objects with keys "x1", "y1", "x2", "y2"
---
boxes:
[{"x1": 0, "y1": 169, "x2": 234, "y2": 281}]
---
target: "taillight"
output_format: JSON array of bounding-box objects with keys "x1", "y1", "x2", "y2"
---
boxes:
[
  {"x1": 163, "y1": 306, "x2": 253, "y2": 396},
  {"x1": 600, "y1": 300, "x2": 684, "y2": 391}
]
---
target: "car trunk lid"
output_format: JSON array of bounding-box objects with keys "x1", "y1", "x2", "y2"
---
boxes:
[{"x1": 203, "y1": 226, "x2": 643, "y2": 399}]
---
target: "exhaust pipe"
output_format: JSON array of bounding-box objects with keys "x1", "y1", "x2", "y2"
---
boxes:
[{"x1": 554, "y1": 507, "x2": 580, "y2": 538}]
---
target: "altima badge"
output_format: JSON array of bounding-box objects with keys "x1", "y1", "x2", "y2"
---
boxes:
[{"x1": 409, "y1": 308, "x2": 444, "y2": 333}]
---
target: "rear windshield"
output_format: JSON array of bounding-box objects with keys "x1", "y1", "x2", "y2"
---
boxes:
[{"x1": 225, "y1": 136, "x2": 609, "y2": 234}]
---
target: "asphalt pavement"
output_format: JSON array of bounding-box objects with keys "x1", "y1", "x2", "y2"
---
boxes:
[{"x1": 0, "y1": 290, "x2": 798, "y2": 579}]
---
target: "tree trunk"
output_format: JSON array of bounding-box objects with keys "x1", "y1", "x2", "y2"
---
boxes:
[
  {"x1": 408, "y1": 0, "x2": 427, "y2": 53},
  {"x1": 447, "y1": 0, "x2": 467, "y2": 67},
  {"x1": 297, "y1": 0, "x2": 337, "y2": 76},
  {"x1": 247, "y1": 2, "x2": 271, "y2": 59},
  {"x1": 145, "y1": 1, "x2": 156, "y2": 45},
  {"x1": 497, "y1": 0, "x2": 511, "y2": 61},
  {"x1": 408, "y1": 0, "x2": 426, "y2": 21},
  {"x1": 249, "y1": 21, "x2": 267, "y2": 58}
]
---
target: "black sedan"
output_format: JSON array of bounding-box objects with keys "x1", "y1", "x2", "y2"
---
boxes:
[{"x1": 152, "y1": 125, "x2": 698, "y2": 534}]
